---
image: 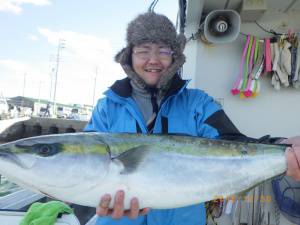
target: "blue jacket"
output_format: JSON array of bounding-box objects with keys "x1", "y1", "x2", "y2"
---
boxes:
[{"x1": 84, "y1": 75, "x2": 242, "y2": 225}]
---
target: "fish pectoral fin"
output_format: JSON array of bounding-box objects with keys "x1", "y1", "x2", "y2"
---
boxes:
[{"x1": 113, "y1": 145, "x2": 150, "y2": 174}]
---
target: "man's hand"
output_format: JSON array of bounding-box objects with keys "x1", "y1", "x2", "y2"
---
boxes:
[
  {"x1": 282, "y1": 136, "x2": 300, "y2": 181},
  {"x1": 96, "y1": 190, "x2": 150, "y2": 219}
]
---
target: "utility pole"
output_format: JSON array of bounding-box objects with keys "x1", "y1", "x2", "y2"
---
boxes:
[
  {"x1": 22, "y1": 73, "x2": 26, "y2": 97},
  {"x1": 49, "y1": 67, "x2": 55, "y2": 101},
  {"x1": 52, "y1": 39, "x2": 65, "y2": 117},
  {"x1": 92, "y1": 67, "x2": 98, "y2": 108},
  {"x1": 38, "y1": 80, "x2": 42, "y2": 103},
  {"x1": 22, "y1": 73, "x2": 27, "y2": 107}
]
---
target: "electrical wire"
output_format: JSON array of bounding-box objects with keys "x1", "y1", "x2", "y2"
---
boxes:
[
  {"x1": 254, "y1": 21, "x2": 283, "y2": 36},
  {"x1": 186, "y1": 32, "x2": 198, "y2": 42},
  {"x1": 239, "y1": 21, "x2": 285, "y2": 38},
  {"x1": 148, "y1": 0, "x2": 159, "y2": 12},
  {"x1": 224, "y1": 0, "x2": 230, "y2": 9}
]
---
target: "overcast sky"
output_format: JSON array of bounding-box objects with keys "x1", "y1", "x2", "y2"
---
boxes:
[{"x1": 0, "y1": 0, "x2": 178, "y2": 106}]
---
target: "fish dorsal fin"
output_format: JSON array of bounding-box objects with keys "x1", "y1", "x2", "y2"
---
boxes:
[{"x1": 113, "y1": 145, "x2": 150, "y2": 174}]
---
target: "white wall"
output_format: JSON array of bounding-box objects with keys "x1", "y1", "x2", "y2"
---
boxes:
[{"x1": 183, "y1": 10, "x2": 300, "y2": 138}]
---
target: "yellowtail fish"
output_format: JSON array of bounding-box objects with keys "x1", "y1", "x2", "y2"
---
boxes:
[{"x1": 0, "y1": 132, "x2": 287, "y2": 209}]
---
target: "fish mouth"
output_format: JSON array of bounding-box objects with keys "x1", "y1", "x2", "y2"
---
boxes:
[{"x1": 0, "y1": 148, "x2": 27, "y2": 169}]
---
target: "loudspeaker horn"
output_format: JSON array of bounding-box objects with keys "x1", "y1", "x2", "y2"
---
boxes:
[{"x1": 202, "y1": 9, "x2": 241, "y2": 44}]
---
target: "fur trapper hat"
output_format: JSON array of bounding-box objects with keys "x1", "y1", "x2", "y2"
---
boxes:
[{"x1": 115, "y1": 12, "x2": 186, "y2": 92}]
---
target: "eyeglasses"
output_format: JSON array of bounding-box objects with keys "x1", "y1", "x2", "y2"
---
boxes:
[{"x1": 132, "y1": 48, "x2": 174, "y2": 60}]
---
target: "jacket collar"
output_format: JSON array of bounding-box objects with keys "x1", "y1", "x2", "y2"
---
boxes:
[
  {"x1": 109, "y1": 74, "x2": 187, "y2": 99},
  {"x1": 110, "y1": 77, "x2": 132, "y2": 97}
]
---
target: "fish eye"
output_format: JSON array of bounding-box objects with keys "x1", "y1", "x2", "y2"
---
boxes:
[{"x1": 34, "y1": 144, "x2": 59, "y2": 157}]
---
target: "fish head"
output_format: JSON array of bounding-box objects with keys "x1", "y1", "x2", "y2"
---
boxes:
[{"x1": 0, "y1": 133, "x2": 111, "y2": 193}]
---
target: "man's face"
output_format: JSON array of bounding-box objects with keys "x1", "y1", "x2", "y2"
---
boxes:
[{"x1": 132, "y1": 43, "x2": 173, "y2": 87}]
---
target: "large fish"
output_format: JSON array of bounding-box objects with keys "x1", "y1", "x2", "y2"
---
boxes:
[{"x1": 0, "y1": 132, "x2": 287, "y2": 209}]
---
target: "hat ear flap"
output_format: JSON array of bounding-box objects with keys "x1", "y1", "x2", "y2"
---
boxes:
[
  {"x1": 176, "y1": 33, "x2": 186, "y2": 52},
  {"x1": 115, "y1": 46, "x2": 132, "y2": 64}
]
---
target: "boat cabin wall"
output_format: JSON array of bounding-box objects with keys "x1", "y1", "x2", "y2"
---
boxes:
[{"x1": 183, "y1": 0, "x2": 300, "y2": 138}]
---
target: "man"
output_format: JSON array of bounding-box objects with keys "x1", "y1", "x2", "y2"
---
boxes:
[{"x1": 85, "y1": 12, "x2": 300, "y2": 225}]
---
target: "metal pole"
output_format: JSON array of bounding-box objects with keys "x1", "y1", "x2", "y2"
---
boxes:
[
  {"x1": 49, "y1": 64, "x2": 55, "y2": 101},
  {"x1": 22, "y1": 73, "x2": 26, "y2": 108},
  {"x1": 92, "y1": 67, "x2": 98, "y2": 108},
  {"x1": 22, "y1": 73, "x2": 26, "y2": 97},
  {"x1": 38, "y1": 81, "x2": 42, "y2": 103},
  {"x1": 52, "y1": 39, "x2": 65, "y2": 117}
]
